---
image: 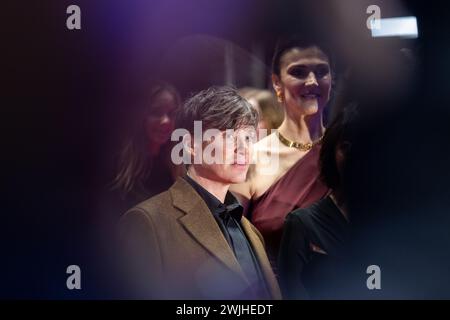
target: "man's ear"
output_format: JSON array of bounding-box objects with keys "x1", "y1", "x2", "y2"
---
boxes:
[{"x1": 182, "y1": 133, "x2": 195, "y2": 158}]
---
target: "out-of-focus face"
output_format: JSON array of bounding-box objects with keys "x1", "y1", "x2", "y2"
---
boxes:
[
  {"x1": 145, "y1": 90, "x2": 178, "y2": 146},
  {"x1": 273, "y1": 46, "x2": 332, "y2": 118},
  {"x1": 193, "y1": 126, "x2": 256, "y2": 184}
]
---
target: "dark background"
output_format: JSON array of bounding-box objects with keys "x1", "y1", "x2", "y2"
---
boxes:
[{"x1": 2, "y1": 0, "x2": 450, "y2": 298}]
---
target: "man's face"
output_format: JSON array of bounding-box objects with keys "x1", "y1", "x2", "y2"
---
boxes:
[{"x1": 194, "y1": 126, "x2": 256, "y2": 184}]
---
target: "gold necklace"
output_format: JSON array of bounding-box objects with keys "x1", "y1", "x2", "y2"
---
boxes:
[{"x1": 276, "y1": 130, "x2": 324, "y2": 151}]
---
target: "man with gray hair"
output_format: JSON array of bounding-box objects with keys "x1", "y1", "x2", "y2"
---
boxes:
[{"x1": 120, "y1": 86, "x2": 281, "y2": 299}]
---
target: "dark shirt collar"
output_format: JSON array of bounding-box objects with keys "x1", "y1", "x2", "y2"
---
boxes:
[{"x1": 184, "y1": 175, "x2": 243, "y2": 221}]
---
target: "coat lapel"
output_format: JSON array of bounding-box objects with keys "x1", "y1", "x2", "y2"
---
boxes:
[
  {"x1": 240, "y1": 217, "x2": 282, "y2": 300},
  {"x1": 170, "y1": 178, "x2": 248, "y2": 283}
]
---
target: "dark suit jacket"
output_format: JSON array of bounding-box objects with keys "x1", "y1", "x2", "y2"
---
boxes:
[{"x1": 119, "y1": 177, "x2": 281, "y2": 299}]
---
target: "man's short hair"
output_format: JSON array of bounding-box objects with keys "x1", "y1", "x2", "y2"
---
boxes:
[{"x1": 176, "y1": 86, "x2": 259, "y2": 134}]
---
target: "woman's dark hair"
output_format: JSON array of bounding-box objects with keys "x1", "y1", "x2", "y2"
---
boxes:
[
  {"x1": 319, "y1": 103, "x2": 359, "y2": 191},
  {"x1": 271, "y1": 35, "x2": 334, "y2": 76}
]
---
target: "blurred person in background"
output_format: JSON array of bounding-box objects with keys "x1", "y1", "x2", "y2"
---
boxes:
[
  {"x1": 111, "y1": 81, "x2": 183, "y2": 210},
  {"x1": 238, "y1": 87, "x2": 284, "y2": 140}
]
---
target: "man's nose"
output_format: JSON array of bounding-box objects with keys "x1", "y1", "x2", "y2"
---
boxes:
[
  {"x1": 235, "y1": 137, "x2": 249, "y2": 154},
  {"x1": 305, "y1": 71, "x2": 318, "y2": 86},
  {"x1": 235, "y1": 138, "x2": 250, "y2": 164}
]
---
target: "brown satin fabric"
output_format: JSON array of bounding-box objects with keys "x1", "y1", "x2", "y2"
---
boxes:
[{"x1": 249, "y1": 145, "x2": 330, "y2": 270}]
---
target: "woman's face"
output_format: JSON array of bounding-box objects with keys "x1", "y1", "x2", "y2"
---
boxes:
[
  {"x1": 145, "y1": 90, "x2": 178, "y2": 146},
  {"x1": 273, "y1": 46, "x2": 332, "y2": 118}
]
